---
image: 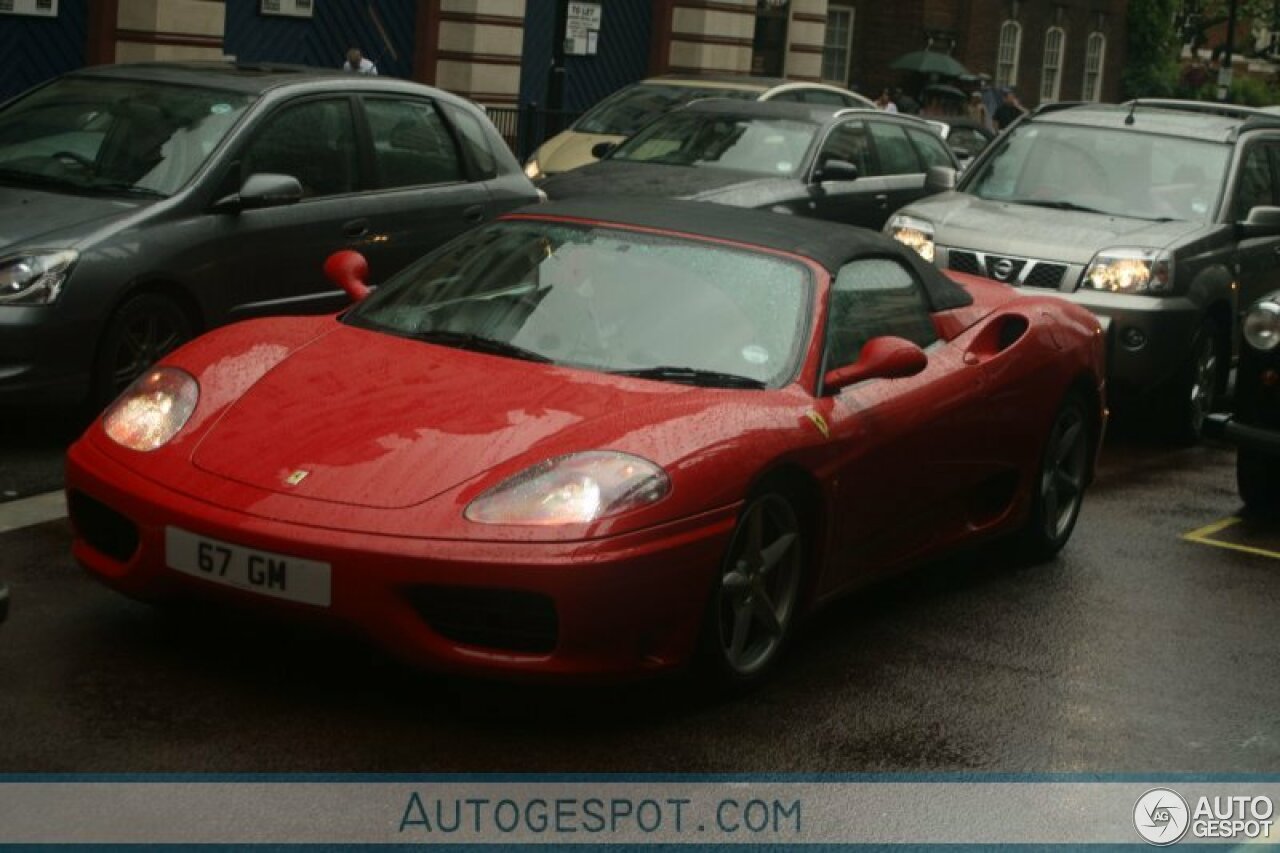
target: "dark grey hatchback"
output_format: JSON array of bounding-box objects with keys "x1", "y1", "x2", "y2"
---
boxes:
[{"x1": 0, "y1": 62, "x2": 540, "y2": 405}]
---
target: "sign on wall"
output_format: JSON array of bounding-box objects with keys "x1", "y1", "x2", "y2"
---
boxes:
[
  {"x1": 565, "y1": 1, "x2": 601, "y2": 56},
  {"x1": 0, "y1": 0, "x2": 58, "y2": 17},
  {"x1": 260, "y1": 0, "x2": 314, "y2": 19}
]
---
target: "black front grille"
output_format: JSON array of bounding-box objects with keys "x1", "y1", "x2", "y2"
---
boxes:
[
  {"x1": 949, "y1": 250, "x2": 981, "y2": 275},
  {"x1": 68, "y1": 491, "x2": 139, "y2": 562},
  {"x1": 1236, "y1": 349, "x2": 1280, "y2": 427},
  {"x1": 984, "y1": 255, "x2": 1027, "y2": 283},
  {"x1": 407, "y1": 586, "x2": 558, "y2": 653},
  {"x1": 1022, "y1": 263, "x2": 1067, "y2": 289}
]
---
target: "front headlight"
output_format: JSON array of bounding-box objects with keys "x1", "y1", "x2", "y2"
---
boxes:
[
  {"x1": 887, "y1": 215, "x2": 935, "y2": 262},
  {"x1": 1245, "y1": 300, "x2": 1280, "y2": 352},
  {"x1": 0, "y1": 250, "x2": 78, "y2": 305},
  {"x1": 524, "y1": 157, "x2": 543, "y2": 181},
  {"x1": 465, "y1": 451, "x2": 670, "y2": 526},
  {"x1": 102, "y1": 367, "x2": 199, "y2": 451},
  {"x1": 1083, "y1": 249, "x2": 1173, "y2": 294}
]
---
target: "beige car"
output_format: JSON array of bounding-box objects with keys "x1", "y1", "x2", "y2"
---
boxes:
[{"x1": 524, "y1": 74, "x2": 876, "y2": 180}]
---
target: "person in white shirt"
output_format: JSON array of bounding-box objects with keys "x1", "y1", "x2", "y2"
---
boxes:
[{"x1": 343, "y1": 48, "x2": 377, "y2": 75}]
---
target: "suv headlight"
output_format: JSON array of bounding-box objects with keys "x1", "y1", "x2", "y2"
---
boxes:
[
  {"x1": 524, "y1": 157, "x2": 543, "y2": 181},
  {"x1": 886, "y1": 215, "x2": 935, "y2": 262},
  {"x1": 1083, "y1": 248, "x2": 1173, "y2": 294},
  {"x1": 0, "y1": 250, "x2": 78, "y2": 305},
  {"x1": 1244, "y1": 300, "x2": 1280, "y2": 352}
]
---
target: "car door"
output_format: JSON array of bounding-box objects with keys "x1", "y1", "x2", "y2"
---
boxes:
[
  {"x1": 355, "y1": 94, "x2": 494, "y2": 279},
  {"x1": 864, "y1": 119, "x2": 931, "y2": 221},
  {"x1": 806, "y1": 119, "x2": 891, "y2": 229},
  {"x1": 816, "y1": 257, "x2": 985, "y2": 594},
  {"x1": 1230, "y1": 139, "x2": 1280, "y2": 322},
  {"x1": 203, "y1": 94, "x2": 385, "y2": 318}
]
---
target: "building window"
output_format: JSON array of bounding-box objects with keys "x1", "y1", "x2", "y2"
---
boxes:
[
  {"x1": 1041, "y1": 26, "x2": 1066, "y2": 102},
  {"x1": 996, "y1": 20, "x2": 1022, "y2": 87},
  {"x1": 1082, "y1": 32, "x2": 1106, "y2": 101},
  {"x1": 822, "y1": 6, "x2": 855, "y2": 84}
]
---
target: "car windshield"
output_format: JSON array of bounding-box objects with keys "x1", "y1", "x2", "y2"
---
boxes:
[
  {"x1": 573, "y1": 83, "x2": 760, "y2": 136},
  {"x1": 610, "y1": 111, "x2": 819, "y2": 178},
  {"x1": 963, "y1": 122, "x2": 1230, "y2": 222},
  {"x1": 0, "y1": 76, "x2": 254, "y2": 198},
  {"x1": 345, "y1": 220, "x2": 812, "y2": 388}
]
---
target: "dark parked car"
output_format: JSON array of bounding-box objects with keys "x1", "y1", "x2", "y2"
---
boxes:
[
  {"x1": 1208, "y1": 293, "x2": 1280, "y2": 507},
  {"x1": 0, "y1": 62, "x2": 540, "y2": 405},
  {"x1": 925, "y1": 117, "x2": 995, "y2": 170},
  {"x1": 889, "y1": 100, "x2": 1280, "y2": 440},
  {"x1": 540, "y1": 99, "x2": 956, "y2": 231}
]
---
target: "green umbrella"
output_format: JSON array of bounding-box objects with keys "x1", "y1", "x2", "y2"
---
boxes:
[{"x1": 890, "y1": 50, "x2": 971, "y2": 78}]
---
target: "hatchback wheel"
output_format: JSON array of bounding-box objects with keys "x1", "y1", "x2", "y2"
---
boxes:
[
  {"x1": 93, "y1": 293, "x2": 193, "y2": 406},
  {"x1": 700, "y1": 492, "x2": 804, "y2": 687}
]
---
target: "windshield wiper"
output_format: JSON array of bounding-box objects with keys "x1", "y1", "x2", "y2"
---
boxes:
[
  {"x1": 1008, "y1": 198, "x2": 1112, "y2": 215},
  {"x1": 0, "y1": 168, "x2": 81, "y2": 191},
  {"x1": 84, "y1": 182, "x2": 168, "y2": 199},
  {"x1": 610, "y1": 365, "x2": 766, "y2": 389},
  {"x1": 406, "y1": 329, "x2": 553, "y2": 363}
]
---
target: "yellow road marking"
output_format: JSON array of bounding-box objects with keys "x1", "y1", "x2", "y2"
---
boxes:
[{"x1": 1183, "y1": 516, "x2": 1280, "y2": 560}]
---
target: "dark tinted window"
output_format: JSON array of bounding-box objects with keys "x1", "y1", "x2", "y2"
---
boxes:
[
  {"x1": 867, "y1": 121, "x2": 921, "y2": 175},
  {"x1": 825, "y1": 258, "x2": 937, "y2": 369},
  {"x1": 907, "y1": 127, "x2": 953, "y2": 169},
  {"x1": 242, "y1": 98, "x2": 358, "y2": 198},
  {"x1": 1234, "y1": 143, "x2": 1277, "y2": 221},
  {"x1": 365, "y1": 98, "x2": 464, "y2": 188},
  {"x1": 440, "y1": 102, "x2": 496, "y2": 178},
  {"x1": 818, "y1": 120, "x2": 873, "y2": 176},
  {"x1": 946, "y1": 126, "x2": 990, "y2": 157}
]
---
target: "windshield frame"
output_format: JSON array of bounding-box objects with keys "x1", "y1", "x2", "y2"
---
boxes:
[
  {"x1": 0, "y1": 74, "x2": 258, "y2": 199},
  {"x1": 344, "y1": 216, "x2": 819, "y2": 390},
  {"x1": 957, "y1": 120, "x2": 1232, "y2": 224}
]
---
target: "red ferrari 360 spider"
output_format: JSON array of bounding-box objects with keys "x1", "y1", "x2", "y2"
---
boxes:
[{"x1": 66, "y1": 199, "x2": 1106, "y2": 685}]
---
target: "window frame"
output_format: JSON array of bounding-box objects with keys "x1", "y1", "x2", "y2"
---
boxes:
[
  {"x1": 865, "y1": 119, "x2": 924, "y2": 176},
  {"x1": 821, "y1": 5, "x2": 856, "y2": 86},
  {"x1": 356, "y1": 93, "x2": 472, "y2": 191},
  {"x1": 996, "y1": 20, "x2": 1022, "y2": 88},
  {"x1": 811, "y1": 117, "x2": 875, "y2": 180},
  {"x1": 1082, "y1": 32, "x2": 1106, "y2": 101},
  {"x1": 1041, "y1": 26, "x2": 1066, "y2": 104}
]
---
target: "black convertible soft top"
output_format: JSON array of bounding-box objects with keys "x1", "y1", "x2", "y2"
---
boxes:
[{"x1": 506, "y1": 198, "x2": 973, "y2": 311}]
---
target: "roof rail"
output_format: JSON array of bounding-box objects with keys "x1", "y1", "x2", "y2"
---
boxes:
[
  {"x1": 1120, "y1": 98, "x2": 1267, "y2": 121},
  {"x1": 1030, "y1": 100, "x2": 1088, "y2": 117}
]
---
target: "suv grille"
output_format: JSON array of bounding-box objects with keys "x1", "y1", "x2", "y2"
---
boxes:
[
  {"x1": 1022, "y1": 263, "x2": 1068, "y2": 289},
  {"x1": 949, "y1": 251, "x2": 981, "y2": 275},
  {"x1": 947, "y1": 249, "x2": 1068, "y2": 289},
  {"x1": 983, "y1": 255, "x2": 1027, "y2": 282}
]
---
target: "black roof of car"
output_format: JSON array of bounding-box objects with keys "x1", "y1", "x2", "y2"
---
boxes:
[
  {"x1": 1032, "y1": 100, "x2": 1280, "y2": 143},
  {"x1": 503, "y1": 198, "x2": 973, "y2": 310},
  {"x1": 67, "y1": 61, "x2": 431, "y2": 97}
]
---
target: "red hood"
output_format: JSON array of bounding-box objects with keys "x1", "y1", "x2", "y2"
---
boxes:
[{"x1": 191, "y1": 325, "x2": 695, "y2": 509}]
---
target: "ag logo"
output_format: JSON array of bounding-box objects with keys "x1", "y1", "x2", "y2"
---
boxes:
[
  {"x1": 1134, "y1": 788, "x2": 1190, "y2": 845},
  {"x1": 992, "y1": 258, "x2": 1015, "y2": 281}
]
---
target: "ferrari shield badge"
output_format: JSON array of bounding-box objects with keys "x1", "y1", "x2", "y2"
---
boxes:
[
  {"x1": 804, "y1": 410, "x2": 830, "y2": 439},
  {"x1": 284, "y1": 469, "x2": 310, "y2": 486}
]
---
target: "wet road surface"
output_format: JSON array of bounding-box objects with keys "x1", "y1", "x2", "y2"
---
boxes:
[{"x1": 0, "y1": 414, "x2": 1277, "y2": 773}]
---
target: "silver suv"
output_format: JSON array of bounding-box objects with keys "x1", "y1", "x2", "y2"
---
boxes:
[{"x1": 887, "y1": 100, "x2": 1280, "y2": 440}]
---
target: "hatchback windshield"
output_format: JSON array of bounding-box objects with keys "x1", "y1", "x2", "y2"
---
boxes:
[
  {"x1": 574, "y1": 83, "x2": 759, "y2": 136},
  {"x1": 0, "y1": 76, "x2": 254, "y2": 198},
  {"x1": 963, "y1": 123, "x2": 1230, "y2": 222},
  {"x1": 345, "y1": 220, "x2": 812, "y2": 388},
  {"x1": 610, "y1": 111, "x2": 819, "y2": 178}
]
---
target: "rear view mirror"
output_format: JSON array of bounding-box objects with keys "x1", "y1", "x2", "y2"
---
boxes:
[
  {"x1": 591, "y1": 141, "x2": 617, "y2": 159},
  {"x1": 213, "y1": 173, "x2": 303, "y2": 213},
  {"x1": 815, "y1": 159, "x2": 859, "y2": 183},
  {"x1": 324, "y1": 250, "x2": 370, "y2": 303},
  {"x1": 924, "y1": 165, "x2": 957, "y2": 194},
  {"x1": 823, "y1": 336, "x2": 927, "y2": 393}
]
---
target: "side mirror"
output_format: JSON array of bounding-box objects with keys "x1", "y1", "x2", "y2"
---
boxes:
[
  {"x1": 324, "y1": 250, "x2": 371, "y2": 303},
  {"x1": 815, "y1": 158, "x2": 859, "y2": 183},
  {"x1": 590, "y1": 141, "x2": 617, "y2": 159},
  {"x1": 1238, "y1": 205, "x2": 1280, "y2": 239},
  {"x1": 924, "y1": 165, "x2": 957, "y2": 194},
  {"x1": 213, "y1": 173, "x2": 303, "y2": 213},
  {"x1": 823, "y1": 336, "x2": 927, "y2": 393}
]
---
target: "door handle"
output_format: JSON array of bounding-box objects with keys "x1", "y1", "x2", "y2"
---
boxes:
[
  {"x1": 462, "y1": 204, "x2": 486, "y2": 224},
  {"x1": 342, "y1": 219, "x2": 369, "y2": 238}
]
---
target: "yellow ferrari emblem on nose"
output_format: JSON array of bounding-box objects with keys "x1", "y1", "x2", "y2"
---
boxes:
[
  {"x1": 804, "y1": 410, "x2": 830, "y2": 439},
  {"x1": 284, "y1": 469, "x2": 310, "y2": 486}
]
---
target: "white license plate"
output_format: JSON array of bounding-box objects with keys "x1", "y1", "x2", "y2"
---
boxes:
[{"x1": 164, "y1": 527, "x2": 331, "y2": 607}]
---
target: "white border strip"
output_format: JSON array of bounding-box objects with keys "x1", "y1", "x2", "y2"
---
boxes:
[{"x1": 0, "y1": 490, "x2": 66, "y2": 533}]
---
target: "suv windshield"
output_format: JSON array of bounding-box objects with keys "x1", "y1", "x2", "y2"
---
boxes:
[
  {"x1": 0, "y1": 76, "x2": 254, "y2": 198},
  {"x1": 345, "y1": 220, "x2": 812, "y2": 388},
  {"x1": 611, "y1": 111, "x2": 818, "y2": 178},
  {"x1": 963, "y1": 122, "x2": 1230, "y2": 222},
  {"x1": 574, "y1": 83, "x2": 760, "y2": 136}
]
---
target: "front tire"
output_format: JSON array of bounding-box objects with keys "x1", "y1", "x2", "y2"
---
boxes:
[
  {"x1": 698, "y1": 492, "x2": 805, "y2": 689},
  {"x1": 92, "y1": 293, "x2": 194, "y2": 407},
  {"x1": 1238, "y1": 448, "x2": 1280, "y2": 510},
  {"x1": 1019, "y1": 394, "x2": 1091, "y2": 560},
  {"x1": 1167, "y1": 318, "x2": 1225, "y2": 443}
]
